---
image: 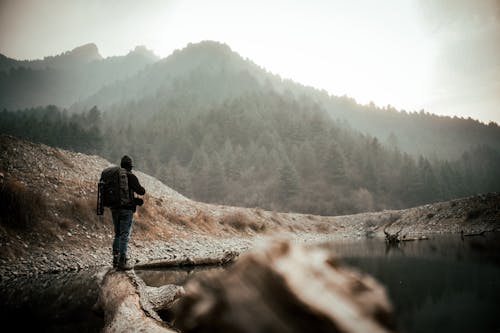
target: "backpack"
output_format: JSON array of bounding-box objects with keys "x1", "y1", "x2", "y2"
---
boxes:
[{"x1": 96, "y1": 166, "x2": 131, "y2": 215}]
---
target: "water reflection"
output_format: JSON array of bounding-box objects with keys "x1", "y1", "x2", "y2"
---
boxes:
[
  {"x1": 0, "y1": 269, "x2": 103, "y2": 333},
  {"x1": 323, "y1": 233, "x2": 500, "y2": 333},
  {"x1": 136, "y1": 265, "x2": 226, "y2": 287},
  {"x1": 137, "y1": 234, "x2": 500, "y2": 333}
]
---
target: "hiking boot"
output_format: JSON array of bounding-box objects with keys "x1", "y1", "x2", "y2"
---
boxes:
[
  {"x1": 112, "y1": 253, "x2": 119, "y2": 268},
  {"x1": 117, "y1": 255, "x2": 133, "y2": 271}
]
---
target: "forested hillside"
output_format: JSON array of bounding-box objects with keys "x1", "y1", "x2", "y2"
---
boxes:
[
  {"x1": 2, "y1": 41, "x2": 500, "y2": 215},
  {"x1": 74, "y1": 41, "x2": 500, "y2": 160},
  {"x1": 3, "y1": 97, "x2": 500, "y2": 216}
]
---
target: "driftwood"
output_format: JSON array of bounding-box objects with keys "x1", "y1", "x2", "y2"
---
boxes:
[
  {"x1": 383, "y1": 226, "x2": 403, "y2": 244},
  {"x1": 134, "y1": 250, "x2": 238, "y2": 269},
  {"x1": 172, "y1": 239, "x2": 397, "y2": 333},
  {"x1": 401, "y1": 235, "x2": 429, "y2": 242},
  {"x1": 461, "y1": 229, "x2": 496, "y2": 238},
  {"x1": 94, "y1": 269, "x2": 183, "y2": 333}
]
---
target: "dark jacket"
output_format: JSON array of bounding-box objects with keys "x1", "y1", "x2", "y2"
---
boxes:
[{"x1": 122, "y1": 171, "x2": 146, "y2": 212}]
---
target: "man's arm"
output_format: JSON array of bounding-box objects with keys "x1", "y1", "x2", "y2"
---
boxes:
[{"x1": 128, "y1": 173, "x2": 146, "y2": 195}]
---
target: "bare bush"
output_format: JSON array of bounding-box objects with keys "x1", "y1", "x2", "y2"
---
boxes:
[
  {"x1": 0, "y1": 179, "x2": 45, "y2": 229},
  {"x1": 220, "y1": 211, "x2": 265, "y2": 232},
  {"x1": 166, "y1": 212, "x2": 190, "y2": 226}
]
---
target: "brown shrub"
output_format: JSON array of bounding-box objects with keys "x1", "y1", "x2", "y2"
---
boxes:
[
  {"x1": 58, "y1": 218, "x2": 71, "y2": 230},
  {"x1": 254, "y1": 208, "x2": 264, "y2": 217},
  {"x1": 190, "y1": 211, "x2": 217, "y2": 232},
  {"x1": 69, "y1": 196, "x2": 100, "y2": 225},
  {"x1": 466, "y1": 208, "x2": 483, "y2": 220},
  {"x1": 166, "y1": 212, "x2": 190, "y2": 226},
  {"x1": 220, "y1": 211, "x2": 265, "y2": 232},
  {"x1": 315, "y1": 222, "x2": 331, "y2": 233},
  {"x1": 0, "y1": 179, "x2": 46, "y2": 229},
  {"x1": 270, "y1": 211, "x2": 283, "y2": 226}
]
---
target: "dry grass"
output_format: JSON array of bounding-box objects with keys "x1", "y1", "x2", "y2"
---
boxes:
[
  {"x1": 466, "y1": 208, "x2": 483, "y2": 221},
  {"x1": 136, "y1": 196, "x2": 153, "y2": 220},
  {"x1": 166, "y1": 211, "x2": 190, "y2": 227},
  {"x1": 269, "y1": 211, "x2": 284, "y2": 226},
  {"x1": 59, "y1": 196, "x2": 103, "y2": 227},
  {"x1": 315, "y1": 222, "x2": 331, "y2": 233},
  {"x1": 190, "y1": 210, "x2": 217, "y2": 233},
  {"x1": 220, "y1": 211, "x2": 265, "y2": 232},
  {"x1": 164, "y1": 209, "x2": 218, "y2": 233},
  {"x1": 0, "y1": 179, "x2": 45, "y2": 229},
  {"x1": 254, "y1": 208, "x2": 264, "y2": 217}
]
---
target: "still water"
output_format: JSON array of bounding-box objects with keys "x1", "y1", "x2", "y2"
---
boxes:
[
  {"x1": 323, "y1": 233, "x2": 500, "y2": 333},
  {"x1": 0, "y1": 269, "x2": 103, "y2": 332},
  {"x1": 137, "y1": 233, "x2": 500, "y2": 333},
  {"x1": 1, "y1": 233, "x2": 499, "y2": 333}
]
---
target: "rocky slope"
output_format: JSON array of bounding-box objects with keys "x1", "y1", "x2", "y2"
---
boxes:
[{"x1": 0, "y1": 134, "x2": 498, "y2": 281}]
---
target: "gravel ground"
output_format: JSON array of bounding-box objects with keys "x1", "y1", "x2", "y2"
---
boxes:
[{"x1": 0, "y1": 229, "x2": 346, "y2": 282}]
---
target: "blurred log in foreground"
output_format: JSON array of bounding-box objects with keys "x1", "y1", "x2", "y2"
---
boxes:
[
  {"x1": 172, "y1": 240, "x2": 397, "y2": 333},
  {"x1": 94, "y1": 269, "x2": 183, "y2": 333}
]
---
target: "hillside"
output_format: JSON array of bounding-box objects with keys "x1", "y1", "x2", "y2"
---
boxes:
[
  {"x1": 2, "y1": 41, "x2": 499, "y2": 161},
  {"x1": 1, "y1": 134, "x2": 498, "y2": 280},
  {"x1": 73, "y1": 41, "x2": 500, "y2": 160},
  {"x1": 2, "y1": 43, "x2": 500, "y2": 217}
]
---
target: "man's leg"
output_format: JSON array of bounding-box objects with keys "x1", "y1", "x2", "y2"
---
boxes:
[
  {"x1": 117, "y1": 209, "x2": 134, "y2": 270},
  {"x1": 111, "y1": 209, "x2": 120, "y2": 267}
]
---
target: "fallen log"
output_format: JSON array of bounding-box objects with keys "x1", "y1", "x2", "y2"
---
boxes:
[
  {"x1": 401, "y1": 235, "x2": 429, "y2": 241},
  {"x1": 94, "y1": 269, "x2": 183, "y2": 333},
  {"x1": 171, "y1": 239, "x2": 397, "y2": 333},
  {"x1": 462, "y1": 229, "x2": 496, "y2": 237},
  {"x1": 134, "y1": 250, "x2": 238, "y2": 269}
]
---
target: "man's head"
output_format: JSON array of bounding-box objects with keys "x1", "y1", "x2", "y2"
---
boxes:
[{"x1": 120, "y1": 155, "x2": 133, "y2": 171}]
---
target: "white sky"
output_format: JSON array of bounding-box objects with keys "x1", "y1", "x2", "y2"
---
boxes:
[{"x1": 0, "y1": 0, "x2": 499, "y2": 123}]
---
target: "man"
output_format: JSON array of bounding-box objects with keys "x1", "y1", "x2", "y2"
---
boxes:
[{"x1": 112, "y1": 155, "x2": 146, "y2": 270}]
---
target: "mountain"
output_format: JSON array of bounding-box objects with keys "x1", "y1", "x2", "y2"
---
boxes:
[
  {"x1": 0, "y1": 43, "x2": 103, "y2": 72},
  {"x1": 2, "y1": 41, "x2": 500, "y2": 216},
  {"x1": 75, "y1": 41, "x2": 500, "y2": 160},
  {"x1": 3, "y1": 41, "x2": 499, "y2": 159},
  {"x1": 75, "y1": 41, "x2": 264, "y2": 111},
  {"x1": 0, "y1": 44, "x2": 160, "y2": 109}
]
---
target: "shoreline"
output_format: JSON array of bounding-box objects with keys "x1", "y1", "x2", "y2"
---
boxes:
[{"x1": 2, "y1": 226, "x2": 496, "y2": 282}]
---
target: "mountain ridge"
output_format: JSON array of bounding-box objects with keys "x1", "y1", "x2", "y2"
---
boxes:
[
  {"x1": 0, "y1": 44, "x2": 160, "y2": 109},
  {"x1": 0, "y1": 43, "x2": 102, "y2": 71},
  {"x1": 72, "y1": 40, "x2": 500, "y2": 159},
  {"x1": 2, "y1": 40, "x2": 499, "y2": 159}
]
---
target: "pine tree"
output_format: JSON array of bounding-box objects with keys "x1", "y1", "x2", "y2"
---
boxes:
[
  {"x1": 206, "y1": 153, "x2": 226, "y2": 202},
  {"x1": 324, "y1": 141, "x2": 346, "y2": 184},
  {"x1": 278, "y1": 158, "x2": 300, "y2": 202}
]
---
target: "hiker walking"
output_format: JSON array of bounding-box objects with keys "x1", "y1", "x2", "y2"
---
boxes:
[{"x1": 97, "y1": 155, "x2": 145, "y2": 270}]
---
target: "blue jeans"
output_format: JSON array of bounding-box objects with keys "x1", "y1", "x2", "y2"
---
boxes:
[{"x1": 111, "y1": 209, "x2": 134, "y2": 257}]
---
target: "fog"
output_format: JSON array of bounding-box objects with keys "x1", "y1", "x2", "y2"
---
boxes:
[{"x1": 0, "y1": 0, "x2": 499, "y2": 123}]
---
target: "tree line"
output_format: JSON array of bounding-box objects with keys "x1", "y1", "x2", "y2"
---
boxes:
[
  {"x1": 2, "y1": 94, "x2": 499, "y2": 216},
  {"x1": 0, "y1": 105, "x2": 102, "y2": 154}
]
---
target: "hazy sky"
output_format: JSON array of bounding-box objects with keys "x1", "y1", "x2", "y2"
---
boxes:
[{"x1": 0, "y1": 0, "x2": 499, "y2": 123}]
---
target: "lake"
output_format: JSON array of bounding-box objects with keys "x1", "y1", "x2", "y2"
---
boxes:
[
  {"x1": 1, "y1": 233, "x2": 499, "y2": 332},
  {"x1": 137, "y1": 233, "x2": 500, "y2": 333}
]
